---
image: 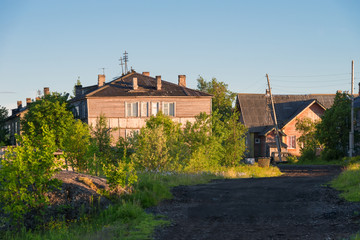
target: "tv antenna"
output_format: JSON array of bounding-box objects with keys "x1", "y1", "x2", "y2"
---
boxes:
[
  {"x1": 119, "y1": 57, "x2": 124, "y2": 75},
  {"x1": 123, "y1": 51, "x2": 129, "y2": 73},
  {"x1": 99, "y1": 68, "x2": 106, "y2": 75}
]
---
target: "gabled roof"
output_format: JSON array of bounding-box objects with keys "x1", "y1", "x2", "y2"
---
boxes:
[
  {"x1": 237, "y1": 93, "x2": 336, "y2": 134},
  {"x1": 73, "y1": 71, "x2": 212, "y2": 100}
]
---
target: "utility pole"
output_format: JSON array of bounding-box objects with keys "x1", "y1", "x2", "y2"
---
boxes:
[
  {"x1": 350, "y1": 60, "x2": 355, "y2": 157},
  {"x1": 266, "y1": 74, "x2": 282, "y2": 162}
]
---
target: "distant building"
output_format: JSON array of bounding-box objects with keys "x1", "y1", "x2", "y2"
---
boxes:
[
  {"x1": 5, "y1": 87, "x2": 50, "y2": 145},
  {"x1": 236, "y1": 92, "x2": 335, "y2": 158},
  {"x1": 70, "y1": 71, "x2": 212, "y2": 141}
]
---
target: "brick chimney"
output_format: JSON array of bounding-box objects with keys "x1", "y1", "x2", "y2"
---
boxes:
[
  {"x1": 17, "y1": 101, "x2": 22, "y2": 109},
  {"x1": 75, "y1": 85, "x2": 82, "y2": 97},
  {"x1": 156, "y1": 76, "x2": 162, "y2": 90},
  {"x1": 142, "y1": 72, "x2": 150, "y2": 76},
  {"x1": 26, "y1": 98, "x2": 31, "y2": 107},
  {"x1": 98, "y1": 74, "x2": 105, "y2": 87},
  {"x1": 178, "y1": 75, "x2": 186, "y2": 87},
  {"x1": 133, "y1": 77, "x2": 138, "y2": 90},
  {"x1": 44, "y1": 87, "x2": 50, "y2": 95}
]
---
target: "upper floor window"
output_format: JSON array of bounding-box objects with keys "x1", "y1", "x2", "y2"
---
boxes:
[
  {"x1": 141, "y1": 102, "x2": 149, "y2": 117},
  {"x1": 126, "y1": 102, "x2": 139, "y2": 117},
  {"x1": 163, "y1": 102, "x2": 175, "y2": 116},
  {"x1": 152, "y1": 102, "x2": 160, "y2": 116},
  {"x1": 287, "y1": 135, "x2": 296, "y2": 149}
]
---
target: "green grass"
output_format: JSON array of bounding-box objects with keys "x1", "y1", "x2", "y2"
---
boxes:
[
  {"x1": 330, "y1": 163, "x2": 360, "y2": 202},
  {"x1": 2, "y1": 165, "x2": 282, "y2": 240}
]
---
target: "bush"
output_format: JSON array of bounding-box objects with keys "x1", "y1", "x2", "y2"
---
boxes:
[{"x1": 0, "y1": 125, "x2": 61, "y2": 229}]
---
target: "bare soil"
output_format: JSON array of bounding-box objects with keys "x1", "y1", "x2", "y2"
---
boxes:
[{"x1": 150, "y1": 165, "x2": 360, "y2": 240}]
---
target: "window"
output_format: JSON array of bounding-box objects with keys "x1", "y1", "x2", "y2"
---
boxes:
[
  {"x1": 151, "y1": 102, "x2": 160, "y2": 116},
  {"x1": 74, "y1": 106, "x2": 80, "y2": 117},
  {"x1": 163, "y1": 102, "x2": 175, "y2": 116},
  {"x1": 125, "y1": 129, "x2": 140, "y2": 138},
  {"x1": 287, "y1": 135, "x2": 296, "y2": 149},
  {"x1": 126, "y1": 102, "x2": 139, "y2": 117},
  {"x1": 141, "y1": 102, "x2": 149, "y2": 117}
]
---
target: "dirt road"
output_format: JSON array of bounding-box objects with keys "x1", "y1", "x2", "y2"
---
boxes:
[{"x1": 151, "y1": 165, "x2": 360, "y2": 240}]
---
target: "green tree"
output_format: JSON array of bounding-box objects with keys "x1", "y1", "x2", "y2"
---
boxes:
[
  {"x1": 63, "y1": 119, "x2": 91, "y2": 172},
  {"x1": 0, "y1": 105, "x2": 9, "y2": 146},
  {"x1": 316, "y1": 92, "x2": 355, "y2": 159},
  {"x1": 21, "y1": 93, "x2": 72, "y2": 150},
  {"x1": 0, "y1": 124, "x2": 61, "y2": 228},
  {"x1": 72, "y1": 77, "x2": 82, "y2": 97},
  {"x1": 131, "y1": 112, "x2": 185, "y2": 171},
  {"x1": 296, "y1": 117, "x2": 319, "y2": 160},
  {"x1": 197, "y1": 76, "x2": 236, "y2": 118},
  {"x1": 222, "y1": 111, "x2": 247, "y2": 166}
]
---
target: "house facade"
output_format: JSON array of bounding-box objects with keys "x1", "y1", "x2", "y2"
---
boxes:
[
  {"x1": 236, "y1": 92, "x2": 335, "y2": 158},
  {"x1": 70, "y1": 71, "x2": 212, "y2": 141},
  {"x1": 5, "y1": 87, "x2": 50, "y2": 145}
]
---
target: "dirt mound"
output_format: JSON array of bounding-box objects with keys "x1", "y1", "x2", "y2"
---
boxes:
[{"x1": 2, "y1": 171, "x2": 112, "y2": 230}]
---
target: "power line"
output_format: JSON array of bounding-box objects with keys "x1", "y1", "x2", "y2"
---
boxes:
[{"x1": 271, "y1": 73, "x2": 351, "y2": 78}]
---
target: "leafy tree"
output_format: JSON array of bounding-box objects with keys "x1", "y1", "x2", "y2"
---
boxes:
[
  {"x1": 63, "y1": 119, "x2": 91, "y2": 171},
  {"x1": 222, "y1": 111, "x2": 247, "y2": 166},
  {"x1": 197, "y1": 76, "x2": 236, "y2": 118},
  {"x1": 316, "y1": 92, "x2": 356, "y2": 159},
  {"x1": 72, "y1": 77, "x2": 82, "y2": 97},
  {"x1": 0, "y1": 105, "x2": 9, "y2": 145},
  {"x1": 131, "y1": 112, "x2": 185, "y2": 171},
  {"x1": 296, "y1": 117, "x2": 319, "y2": 160},
  {"x1": 0, "y1": 124, "x2": 61, "y2": 229},
  {"x1": 21, "y1": 92, "x2": 72, "y2": 150}
]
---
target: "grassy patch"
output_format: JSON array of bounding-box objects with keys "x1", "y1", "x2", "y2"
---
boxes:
[
  {"x1": 3, "y1": 202, "x2": 168, "y2": 240},
  {"x1": 330, "y1": 163, "x2": 360, "y2": 202},
  {"x1": 2, "y1": 165, "x2": 282, "y2": 239}
]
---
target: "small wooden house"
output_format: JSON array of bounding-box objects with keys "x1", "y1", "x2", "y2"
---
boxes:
[
  {"x1": 236, "y1": 92, "x2": 335, "y2": 158},
  {"x1": 70, "y1": 71, "x2": 212, "y2": 141}
]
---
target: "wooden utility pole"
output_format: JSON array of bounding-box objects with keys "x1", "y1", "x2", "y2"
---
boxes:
[
  {"x1": 350, "y1": 60, "x2": 355, "y2": 157},
  {"x1": 266, "y1": 74, "x2": 282, "y2": 162}
]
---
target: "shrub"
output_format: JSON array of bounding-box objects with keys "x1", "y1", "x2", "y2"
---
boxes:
[{"x1": 0, "y1": 125, "x2": 61, "y2": 229}]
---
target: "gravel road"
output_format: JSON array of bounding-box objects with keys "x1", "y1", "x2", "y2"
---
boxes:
[{"x1": 150, "y1": 165, "x2": 360, "y2": 240}]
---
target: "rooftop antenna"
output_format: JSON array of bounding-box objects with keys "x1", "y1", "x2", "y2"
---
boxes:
[
  {"x1": 119, "y1": 57, "x2": 124, "y2": 75},
  {"x1": 99, "y1": 68, "x2": 106, "y2": 75},
  {"x1": 123, "y1": 51, "x2": 129, "y2": 73}
]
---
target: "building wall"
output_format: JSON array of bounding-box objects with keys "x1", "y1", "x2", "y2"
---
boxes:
[
  {"x1": 282, "y1": 104, "x2": 324, "y2": 156},
  {"x1": 85, "y1": 96, "x2": 212, "y2": 141}
]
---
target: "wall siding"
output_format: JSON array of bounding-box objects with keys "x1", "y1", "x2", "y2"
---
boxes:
[
  {"x1": 86, "y1": 96, "x2": 211, "y2": 140},
  {"x1": 282, "y1": 104, "x2": 324, "y2": 156}
]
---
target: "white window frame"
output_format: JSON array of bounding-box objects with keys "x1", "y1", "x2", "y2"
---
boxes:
[
  {"x1": 125, "y1": 102, "x2": 139, "y2": 117},
  {"x1": 162, "y1": 102, "x2": 175, "y2": 116},
  {"x1": 287, "y1": 135, "x2": 296, "y2": 149},
  {"x1": 141, "y1": 102, "x2": 149, "y2": 117},
  {"x1": 125, "y1": 129, "x2": 140, "y2": 138},
  {"x1": 151, "y1": 102, "x2": 160, "y2": 116}
]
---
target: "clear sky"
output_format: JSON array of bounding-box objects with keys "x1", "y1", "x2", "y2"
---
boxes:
[{"x1": 1, "y1": 0, "x2": 359, "y2": 112}]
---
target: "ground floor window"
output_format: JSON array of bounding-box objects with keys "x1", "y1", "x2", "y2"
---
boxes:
[{"x1": 287, "y1": 135, "x2": 296, "y2": 149}]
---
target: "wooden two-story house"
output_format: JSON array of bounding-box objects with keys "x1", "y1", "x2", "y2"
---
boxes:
[
  {"x1": 70, "y1": 71, "x2": 212, "y2": 141},
  {"x1": 236, "y1": 92, "x2": 335, "y2": 158},
  {"x1": 5, "y1": 87, "x2": 50, "y2": 145}
]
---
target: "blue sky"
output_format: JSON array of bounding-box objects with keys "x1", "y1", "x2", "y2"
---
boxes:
[{"x1": 1, "y1": 0, "x2": 359, "y2": 112}]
